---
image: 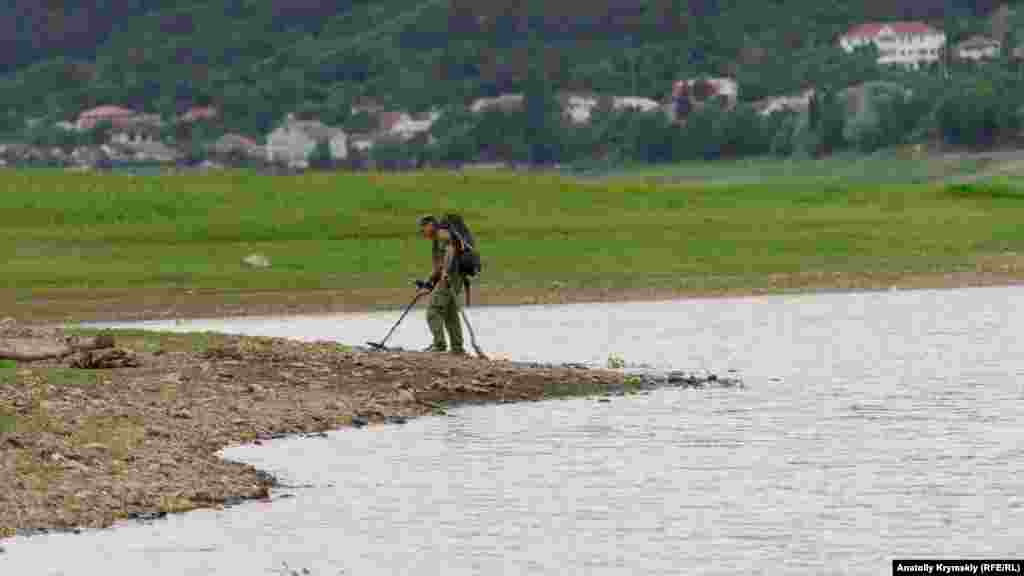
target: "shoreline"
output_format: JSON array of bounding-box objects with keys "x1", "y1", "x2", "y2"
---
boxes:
[
  {"x1": 3, "y1": 265, "x2": 1023, "y2": 538},
  {"x1": 7, "y1": 264, "x2": 1024, "y2": 324},
  {"x1": 0, "y1": 327, "x2": 733, "y2": 539}
]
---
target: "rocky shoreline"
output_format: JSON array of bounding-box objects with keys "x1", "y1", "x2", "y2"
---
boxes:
[{"x1": 0, "y1": 325, "x2": 738, "y2": 539}]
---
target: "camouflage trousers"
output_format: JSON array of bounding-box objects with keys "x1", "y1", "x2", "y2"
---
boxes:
[{"x1": 426, "y1": 277, "x2": 464, "y2": 353}]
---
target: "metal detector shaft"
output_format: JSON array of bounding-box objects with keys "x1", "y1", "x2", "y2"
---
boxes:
[
  {"x1": 459, "y1": 308, "x2": 488, "y2": 359},
  {"x1": 369, "y1": 293, "x2": 424, "y2": 350}
]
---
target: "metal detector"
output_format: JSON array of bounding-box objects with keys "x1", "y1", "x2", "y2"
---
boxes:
[{"x1": 367, "y1": 293, "x2": 425, "y2": 351}]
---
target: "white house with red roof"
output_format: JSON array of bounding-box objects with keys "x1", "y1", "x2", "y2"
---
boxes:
[
  {"x1": 840, "y1": 22, "x2": 946, "y2": 68},
  {"x1": 955, "y1": 35, "x2": 1001, "y2": 61},
  {"x1": 75, "y1": 105, "x2": 139, "y2": 131},
  {"x1": 672, "y1": 77, "x2": 738, "y2": 103},
  {"x1": 179, "y1": 106, "x2": 219, "y2": 123}
]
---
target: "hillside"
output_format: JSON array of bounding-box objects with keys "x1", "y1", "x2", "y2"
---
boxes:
[{"x1": 0, "y1": 0, "x2": 1008, "y2": 137}]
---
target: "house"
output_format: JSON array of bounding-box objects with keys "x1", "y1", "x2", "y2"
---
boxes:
[
  {"x1": 349, "y1": 135, "x2": 376, "y2": 153},
  {"x1": 350, "y1": 102, "x2": 384, "y2": 117},
  {"x1": 376, "y1": 111, "x2": 428, "y2": 138},
  {"x1": 109, "y1": 114, "x2": 163, "y2": 145},
  {"x1": 70, "y1": 147, "x2": 110, "y2": 168},
  {"x1": 114, "y1": 140, "x2": 180, "y2": 163},
  {"x1": 558, "y1": 93, "x2": 664, "y2": 123},
  {"x1": 346, "y1": 109, "x2": 440, "y2": 154},
  {"x1": 611, "y1": 96, "x2": 662, "y2": 113},
  {"x1": 76, "y1": 105, "x2": 139, "y2": 131},
  {"x1": 840, "y1": 22, "x2": 946, "y2": 68},
  {"x1": 388, "y1": 111, "x2": 439, "y2": 141},
  {"x1": 560, "y1": 94, "x2": 601, "y2": 124},
  {"x1": 955, "y1": 35, "x2": 1001, "y2": 61},
  {"x1": 672, "y1": 78, "x2": 739, "y2": 106},
  {"x1": 213, "y1": 133, "x2": 261, "y2": 158},
  {"x1": 180, "y1": 106, "x2": 219, "y2": 123},
  {"x1": 669, "y1": 77, "x2": 739, "y2": 121},
  {"x1": 470, "y1": 94, "x2": 525, "y2": 114},
  {"x1": 752, "y1": 88, "x2": 816, "y2": 117},
  {"x1": 377, "y1": 111, "x2": 412, "y2": 133},
  {"x1": 265, "y1": 115, "x2": 347, "y2": 168}
]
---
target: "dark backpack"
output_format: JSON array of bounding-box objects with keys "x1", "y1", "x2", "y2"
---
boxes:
[{"x1": 442, "y1": 213, "x2": 481, "y2": 277}]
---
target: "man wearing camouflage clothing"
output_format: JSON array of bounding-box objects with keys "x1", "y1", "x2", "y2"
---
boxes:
[{"x1": 418, "y1": 215, "x2": 465, "y2": 354}]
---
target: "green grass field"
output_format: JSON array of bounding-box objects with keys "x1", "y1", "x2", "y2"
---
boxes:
[
  {"x1": 573, "y1": 151, "x2": 999, "y2": 185},
  {"x1": 2, "y1": 163, "x2": 1024, "y2": 319}
]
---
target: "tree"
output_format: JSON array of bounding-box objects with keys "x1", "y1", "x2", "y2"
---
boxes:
[
  {"x1": 185, "y1": 136, "x2": 209, "y2": 165},
  {"x1": 371, "y1": 138, "x2": 416, "y2": 171},
  {"x1": 815, "y1": 88, "x2": 846, "y2": 156},
  {"x1": 428, "y1": 105, "x2": 478, "y2": 166},
  {"x1": 522, "y1": 59, "x2": 563, "y2": 165},
  {"x1": 308, "y1": 138, "x2": 334, "y2": 169},
  {"x1": 937, "y1": 79, "x2": 1019, "y2": 148},
  {"x1": 84, "y1": 121, "x2": 114, "y2": 146},
  {"x1": 344, "y1": 111, "x2": 377, "y2": 134}
]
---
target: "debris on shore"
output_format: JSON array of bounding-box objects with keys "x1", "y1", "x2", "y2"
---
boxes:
[
  {"x1": 0, "y1": 322, "x2": 740, "y2": 538},
  {"x1": 0, "y1": 319, "x2": 126, "y2": 363}
]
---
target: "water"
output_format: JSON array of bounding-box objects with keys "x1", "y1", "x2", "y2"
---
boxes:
[{"x1": 4, "y1": 286, "x2": 1024, "y2": 574}]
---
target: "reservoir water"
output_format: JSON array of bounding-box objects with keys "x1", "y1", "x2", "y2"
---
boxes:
[{"x1": 2, "y1": 287, "x2": 1023, "y2": 574}]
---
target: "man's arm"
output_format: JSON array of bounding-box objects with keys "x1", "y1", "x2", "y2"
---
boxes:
[
  {"x1": 425, "y1": 230, "x2": 452, "y2": 290},
  {"x1": 429, "y1": 252, "x2": 443, "y2": 286},
  {"x1": 441, "y1": 239, "x2": 457, "y2": 285}
]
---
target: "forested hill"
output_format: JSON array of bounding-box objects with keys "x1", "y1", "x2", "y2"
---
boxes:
[{"x1": 0, "y1": 0, "x2": 1010, "y2": 135}]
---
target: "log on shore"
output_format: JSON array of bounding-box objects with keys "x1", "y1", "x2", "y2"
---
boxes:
[{"x1": 0, "y1": 334, "x2": 115, "y2": 362}]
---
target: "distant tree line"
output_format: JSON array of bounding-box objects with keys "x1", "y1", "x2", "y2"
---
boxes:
[{"x1": 0, "y1": 0, "x2": 1011, "y2": 139}]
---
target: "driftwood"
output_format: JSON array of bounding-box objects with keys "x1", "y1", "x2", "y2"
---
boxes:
[
  {"x1": 69, "y1": 348, "x2": 140, "y2": 369},
  {"x1": 0, "y1": 333, "x2": 115, "y2": 362}
]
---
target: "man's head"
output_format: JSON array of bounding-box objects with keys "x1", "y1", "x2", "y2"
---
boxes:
[{"x1": 418, "y1": 215, "x2": 439, "y2": 239}]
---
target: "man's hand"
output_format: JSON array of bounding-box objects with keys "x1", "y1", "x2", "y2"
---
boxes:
[{"x1": 414, "y1": 279, "x2": 434, "y2": 296}]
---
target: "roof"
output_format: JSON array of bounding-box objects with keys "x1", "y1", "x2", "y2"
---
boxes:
[
  {"x1": 673, "y1": 77, "x2": 738, "y2": 98},
  {"x1": 957, "y1": 35, "x2": 1001, "y2": 49},
  {"x1": 843, "y1": 22, "x2": 939, "y2": 39},
  {"x1": 216, "y1": 133, "x2": 259, "y2": 148},
  {"x1": 180, "y1": 106, "x2": 218, "y2": 123},
  {"x1": 612, "y1": 97, "x2": 661, "y2": 113},
  {"x1": 275, "y1": 119, "x2": 344, "y2": 141},
  {"x1": 470, "y1": 94, "x2": 525, "y2": 113},
  {"x1": 378, "y1": 111, "x2": 411, "y2": 132},
  {"x1": 79, "y1": 105, "x2": 137, "y2": 119}
]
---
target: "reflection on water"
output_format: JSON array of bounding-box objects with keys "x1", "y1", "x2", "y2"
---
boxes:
[{"x1": 5, "y1": 286, "x2": 1024, "y2": 575}]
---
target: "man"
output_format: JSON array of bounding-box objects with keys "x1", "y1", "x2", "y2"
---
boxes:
[{"x1": 418, "y1": 215, "x2": 465, "y2": 354}]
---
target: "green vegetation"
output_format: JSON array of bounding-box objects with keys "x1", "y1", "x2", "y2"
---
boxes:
[
  {"x1": 580, "y1": 153, "x2": 995, "y2": 184},
  {"x1": 622, "y1": 375, "x2": 645, "y2": 392},
  {"x1": 47, "y1": 368, "x2": 103, "y2": 389},
  {"x1": 0, "y1": 0, "x2": 1009, "y2": 139},
  {"x1": 2, "y1": 166, "x2": 1024, "y2": 315},
  {"x1": 0, "y1": 361, "x2": 16, "y2": 393},
  {"x1": 0, "y1": 412, "x2": 14, "y2": 435},
  {"x1": 75, "y1": 328, "x2": 250, "y2": 355},
  {"x1": 607, "y1": 354, "x2": 627, "y2": 369},
  {"x1": 543, "y1": 380, "x2": 616, "y2": 399}
]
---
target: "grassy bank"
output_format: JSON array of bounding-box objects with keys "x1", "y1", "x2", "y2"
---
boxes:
[{"x1": 3, "y1": 164, "x2": 1024, "y2": 321}]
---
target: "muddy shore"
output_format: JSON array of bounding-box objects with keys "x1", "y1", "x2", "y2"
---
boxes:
[
  {"x1": 6, "y1": 259, "x2": 1024, "y2": 324},
  {"x1": 0, "y1": 327, "x2": 732, "y2": 538}
]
